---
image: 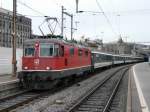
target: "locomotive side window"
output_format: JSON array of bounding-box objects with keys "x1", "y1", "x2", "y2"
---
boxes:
[
  {"x1": 60, "y1": 46, "x2": 64, "y2": 57},
  {"x1": 40, "y1": 43, "x2": 54, "y2": 56},
  {"x1": 85, "y1": 51, "x2": 88, "y2": 56},
  {"x1": 54, "y1": 44, "x2": 59, "y2": 56},
  {"x1": 78, "y1": 49, "x2": 83, "y2": 56},
  {"x1": 24, "y1": 45, "x2": 35, "y2": 56},
  {"x1": 70, "y1": 48, "x2": 74, "y2": 56}
]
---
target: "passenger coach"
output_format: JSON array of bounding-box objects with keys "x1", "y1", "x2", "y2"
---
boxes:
[{"x1": 91, "y1": 51, "x2": 113, "y2": 69}]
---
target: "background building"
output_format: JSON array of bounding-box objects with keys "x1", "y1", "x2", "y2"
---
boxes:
[
  {"x1": 0, "y1": 8, "x2": 31, "y2": 48},
  {"x1": 103, "y1": 37, "x2": 134, "y2": 55},
  {"x1": 80, "y1": 36, "x2": 150, "y2": 58}
]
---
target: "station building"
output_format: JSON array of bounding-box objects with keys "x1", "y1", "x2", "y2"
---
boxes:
[{"x1": 0, "y1": 8, "x2": 31, "y2": 48}]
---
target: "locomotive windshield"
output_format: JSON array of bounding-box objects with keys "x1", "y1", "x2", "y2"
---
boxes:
[
  {"x1": 40, "y1": 43, "x2": 54, "y2": 56},
  {"x1": 40, "y1": 43, "x2": 61, "y2": 57},
  {"x1": 24, "y1": 45, "x2": 35, "y2": 57}
]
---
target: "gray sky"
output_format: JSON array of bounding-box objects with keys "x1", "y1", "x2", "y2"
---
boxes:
[{"x1": 1, "y1": 0, "x2": 150, "y2": 44}]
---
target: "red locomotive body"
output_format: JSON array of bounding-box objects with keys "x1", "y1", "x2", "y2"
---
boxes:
[{"x1": 19, "y1": 38, "x2": 92, "y2": 89}]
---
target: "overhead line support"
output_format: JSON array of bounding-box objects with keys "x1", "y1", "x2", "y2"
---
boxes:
[
  {"x1": 12, "y1": 0, "x2": 17, "y2": 77},
  {"x1": 61, "y1": 6, "x2": 74, "y2": 40}
]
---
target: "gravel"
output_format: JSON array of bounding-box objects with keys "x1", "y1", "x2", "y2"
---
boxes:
[
  {"x1": 15, "y1": 67, "x2": 120, "y2": 112},
  {"x1": 109, "y1": 69, "x2": 129, "y2": 112}
]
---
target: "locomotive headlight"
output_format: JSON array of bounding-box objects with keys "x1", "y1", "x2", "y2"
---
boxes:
[
  {"x1": 46, "y1": 67, "x2": 50, "y2": 70},
  {"x1": 35, "y1": 43, "x2": 39, "y2": 47},
  {"x1": 24, "y1": 66, "x2": 28, "y2": 70}
]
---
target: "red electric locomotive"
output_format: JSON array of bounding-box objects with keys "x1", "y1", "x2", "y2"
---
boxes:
[{"x1": 18, "y1": 37, "x2": 92, "y2": 89}]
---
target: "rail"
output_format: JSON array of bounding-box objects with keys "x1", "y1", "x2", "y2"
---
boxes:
[{"x1": 67, "y1": 66, "x2": 129, "y2": 112}]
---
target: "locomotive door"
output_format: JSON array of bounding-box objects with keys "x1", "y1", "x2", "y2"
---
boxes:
[{"x1": 59, "y1": 45, "x2": 67, "y2": 66}]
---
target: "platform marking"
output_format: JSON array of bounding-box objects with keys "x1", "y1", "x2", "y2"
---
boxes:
[
  {"x1": 0, "y1": 79, "x2": 19, "y2": 85},
  {"x1": 133, "y1": 65, "x2": 149, "y2": 112}
]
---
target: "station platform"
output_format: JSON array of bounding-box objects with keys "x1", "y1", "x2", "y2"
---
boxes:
[
  {"x1": 0, "y1": 74, "x2": 18, "y2": 85},
  {"x1": 132, "y1": 62, "x2": 150, "y2": 112},
  {"x1": 0, "y1": 74, "x2": 19, "y2": 99}
]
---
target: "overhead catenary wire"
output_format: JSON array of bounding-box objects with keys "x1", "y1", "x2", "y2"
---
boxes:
[
  {"x1": 17, "y1": 0, "x2": 63, "y2": 35},
  {"x1": 17, "y1": 1, "x2": 150, "y2": 19},
  {"x1": 17, "y1": 0, "x2": 46, "y2": 16},
  {"x1": 95, "y1": 0, "x2": 118, "y2": 36},
  {"x1": 15, "y1": 10, "x2": 150, "y2": 19},
  {"x1": 116, "y1": 9, "x2": 150, "y2": 14},
  {"x1": 20, "y1": 15, "x2": 49, "y2": 17}
]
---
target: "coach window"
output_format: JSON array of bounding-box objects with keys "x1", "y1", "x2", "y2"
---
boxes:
[
  {"x1": 96, "y1": 54, "x2": 99, "y2": 62},
  {"x1": 104, "y1": 55, "x2": 106, "y2": 61},
  {"x1": 40, "y1": 43, "x2": 54, "y2": 56},
  {"x1": 24, "y1": 45, "x2": 35, "y2": 56},
  {"x1": 70, "y1": 48, "x2": 74, "y2": 56},
  {"x1": 106, "y1": 55, "x2": 108, "y2": 61},
  {"x1": 78, "y1": 49, "x2": 83, "y2": 56}
]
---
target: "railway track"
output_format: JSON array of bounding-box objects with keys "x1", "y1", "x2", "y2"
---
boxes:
[
  {"x1": 0, "y1": 75, "x2": 91, "y2": 112},
  {"x1": 67, "y1": 66, "x2": 129, "y2": 112},
  {"x1": 0, "y1": 74, "x2": 94, "y2": 112},
  {"x1": 0, "y1": 65, "x2": 131, "y2": 112},
  {"x1": 0, "y1": 90, "x2": 42, "y2": 112}
]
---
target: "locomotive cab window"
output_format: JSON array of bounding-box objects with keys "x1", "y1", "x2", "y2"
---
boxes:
[
  {"x1": 40, "y1": 43, "x2": 54, "y2": 56},
  {"x1": 24, "y1": 45, "x2": 35, "y2": 57}
]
